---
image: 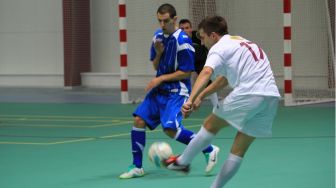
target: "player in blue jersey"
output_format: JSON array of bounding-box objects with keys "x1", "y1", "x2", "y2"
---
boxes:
[{"x1": 119, "y1": 3, "x2": 219, "y2": 179}]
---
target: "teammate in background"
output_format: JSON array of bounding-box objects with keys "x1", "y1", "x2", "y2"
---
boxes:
[
  {"x1": 165, "y1": 16, "x2": 281, "y2": 188},
  {"x1": 179, "y1": 18, "x2": 219, "y2": 106},
  {"x1": 119, "y1": 4, "x2": 219, "y2": 179}
]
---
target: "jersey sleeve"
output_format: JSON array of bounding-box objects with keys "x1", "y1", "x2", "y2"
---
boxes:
[
  {"x1": 177, "y1": 40, "x2": 195, "y2": 72},
  {"x1": 150, "y1": 29, "x2": 163, "y2": 61},
  {"x1": 204, "y1": 52, "x2": 225, "y2": 80},
  {"x1": 150, "y1": 39, "x2": 156, "y2": 61}
]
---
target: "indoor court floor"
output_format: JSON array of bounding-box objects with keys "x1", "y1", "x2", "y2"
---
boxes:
[{"x1": 0, "y1": 88, "x2": 334, "y2": 188}]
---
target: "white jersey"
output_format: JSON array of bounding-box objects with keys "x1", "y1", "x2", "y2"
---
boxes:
[{"x1": 205, "y1": 35, "x2": 280, "y2": 98}]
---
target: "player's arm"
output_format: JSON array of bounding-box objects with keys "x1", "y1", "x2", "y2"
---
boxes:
[
  {"x1": 159, "y1": 70, "x2": 191, "y2": 82},
  {"x1": 145, "y1": 70, "x2": 191, "y2": 92},
  {"x1": 182, "y1": 66, "x2": 212, "y2": 118},
  {"x1": 197, "y1": 76, "x2": 228, "y2": 100},
  {"x1": 188, "y1": 66, "x2": 213, "y2": 103},
  {"x1": 192, "y1": 75, "x2": 227, "y2": 110},
  {"x1": 152, "y1": 40, "x2": 164, "y2": 70}
]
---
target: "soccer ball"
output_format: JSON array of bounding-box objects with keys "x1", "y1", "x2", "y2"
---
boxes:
[{"x1": 148, "y1": 142, "x2": 173, "y2": 167}]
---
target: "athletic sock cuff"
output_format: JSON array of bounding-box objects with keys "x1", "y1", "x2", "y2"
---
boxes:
[
  {"x1": 132, "y1": 126, "x2": 146, "y2": 132},
  {"x1": 200, "y1": 126, "x2": 215, "y2": 138},
  {"x1": 228, "y1": 153, "x2": 243, "y2": 163}
]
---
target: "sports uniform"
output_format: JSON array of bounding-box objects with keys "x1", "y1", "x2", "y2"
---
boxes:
[
  {"x1": 206, "y1": 35, "x2": 280, "y2": 137},
  {"x1": 164, "y1": 16, "x2": 281, "y2": 188},
  {"x1": 120, "y1": 28, "x2": 219, "y2": 179},
  {"x1": 133, "y1": 28, "x2": 194, "y2": 130}
]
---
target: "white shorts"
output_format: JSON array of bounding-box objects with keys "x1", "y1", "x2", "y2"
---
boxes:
[{"x1": 213, "y1": 94, "x2": 279, "y2": 137}]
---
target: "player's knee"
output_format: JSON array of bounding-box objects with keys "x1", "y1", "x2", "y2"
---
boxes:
[
  {"x1": 203, "y1": 114, "x2": 227, "y2": 134},
  {"x1": 203, "y1": 120, "x2": 219, "y2": 134},
  {"x1": 164, "y1": 128, "x2": 177, "y2": 139},
  {"x1": 134, "y1": 116, "x2": 146, "y2": 128}
]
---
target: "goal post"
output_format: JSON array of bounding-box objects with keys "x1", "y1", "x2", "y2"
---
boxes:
[{"x1": 283, "y1": 0, "x2": 335, "y2": 106}]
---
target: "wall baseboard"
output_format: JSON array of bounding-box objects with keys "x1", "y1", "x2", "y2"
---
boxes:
[
  {"x1": 0, "y1": 74, "x2": 64, "y2": 87},
  {"x1": 81, "y1": 72, "x2": 154, "y2": 88}
]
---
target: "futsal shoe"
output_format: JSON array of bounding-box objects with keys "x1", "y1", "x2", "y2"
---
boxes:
[
  {"x1": 119, "y1": 164, "x2": 145, "y2": 179},
  {"x1": 163, "y1": 155, "x2": 190, "y2": 174},
  {"x1": 204, "y1": 145, "x2": 220, "y2": 174}
]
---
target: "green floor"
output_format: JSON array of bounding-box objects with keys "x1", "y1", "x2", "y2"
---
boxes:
[{"x1": 0, "y1": 103, "x2": 334, "y2": 188}]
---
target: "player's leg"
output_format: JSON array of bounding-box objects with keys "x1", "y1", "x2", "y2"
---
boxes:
[
  {"x1": 165, "y1": 113, "x2": 228, "y2": 172},
  {"x1": 211, "y1": 96, "x2": 279, "y2": 187},
  {"x1": 119, "y1": 116, "x2": 147, "y2": 179},
  {"x1": 162, "y1": 95, "x2": 220, "y2": 173},
  {"x1": 164, "y1": 126, "x2": 216, "y2": 153},
  {"x1": 131, "y1": 116, "x2": 147, "y2": 168},
  {"x1": 119, "y1": 91, "x2": 160, "y2": 179},
  {"x1": 164, "y1": 126, "x2": 220, "y2": 174},
  {"x1": 164, "y1": 127, "x2": 216, "y2": 156},
  {"x1": 210, "y1": 132, "x2": 255, "y2": 188},
  {"x1": 161, "y1": 95, "x2": 214, "y2": 153}
]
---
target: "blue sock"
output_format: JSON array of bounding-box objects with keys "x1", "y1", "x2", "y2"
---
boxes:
[
  {"x1": 175, "y1": 128, "x2": 213, "y2": 154},
  {"x1": 131, "y1": 127, "x2": 146, "y2": 168}
]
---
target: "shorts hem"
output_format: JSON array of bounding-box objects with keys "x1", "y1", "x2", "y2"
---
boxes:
[
  {"x1": 224, "y1": 118, "x2": 272, "y2": 138},
  {"x1": 132, "y1": 113, "x2": 156, "y2": 130}
]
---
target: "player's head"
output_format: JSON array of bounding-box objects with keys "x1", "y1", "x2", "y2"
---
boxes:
[
  {"x1": 157, "y1": 3, "x2": 177, "y2": 35},
  {"x1": 197, "y1": 16, "x2": 228, "y2": 49},
  {"x1": 179, "y1": 19, "x2": 193, "y2": 38}
]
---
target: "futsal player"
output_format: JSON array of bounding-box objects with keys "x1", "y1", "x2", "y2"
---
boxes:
[
  {"x1": 165, "y1": 16, "x2": 281, "y2": 188},
  {"x1": 119, "y1": 4, "x2": 219, "y2": 179}
]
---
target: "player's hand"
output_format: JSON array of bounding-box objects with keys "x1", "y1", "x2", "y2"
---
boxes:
[
  {"x1": 145, "y1": 77, "x2": 163, "y2": 92},
  {"x1": 154, "y1": 40, "x2": 164, "y2": 55},
  {"x1": 182, "y1": 101, "x2": 193, "y2": 118},
  {"x1": 193, "y1": 96, "x2": 202, "y2": 111}
]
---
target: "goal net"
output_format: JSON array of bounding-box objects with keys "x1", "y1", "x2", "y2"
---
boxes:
[{"x1": 284, "y1": 0, "x2": 335, "y2": 106}]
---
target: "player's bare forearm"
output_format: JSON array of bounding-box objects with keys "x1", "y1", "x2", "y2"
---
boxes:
[
  {"x1": 198, "y1": 76, "x2": 228, "y2": 100},
  {"x1": 145, "y1": 70, "x2": 191, "y2": 92},
  {"x1": 188, "y1": 66, "x2": 213, "y2": 103},
  {"x1": 159, "y1": 70, "x2": 191, "y2": 82},
  {"x1": 182, "y1": 68, "x2": 212, "y2": 118}
]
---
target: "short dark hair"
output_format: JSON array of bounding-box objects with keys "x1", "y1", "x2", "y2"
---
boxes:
[
  {"x1": 157, "y1": 3, "x2": 176, "y2": 18},
  {"x1": 179, "y1": 19, "x2": 192, "y2": 26},
  {"x1": 198, "y1": 16, "x2": 228, "y2": 36}
]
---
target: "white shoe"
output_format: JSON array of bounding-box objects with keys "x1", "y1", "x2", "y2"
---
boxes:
[
  {"x1": 119, "y1": 164, "x2": 145, "y2": 179},
  {"x1": 204, "y1": 145, "x2": 220, "y2": 174},
  {"x1": 164, "y1": 155, "x2": 190, "y2": 174}
]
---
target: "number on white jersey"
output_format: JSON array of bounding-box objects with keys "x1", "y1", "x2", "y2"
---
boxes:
[{"x1": 239, "y1": 42, "x2": 264, "y2": 62}]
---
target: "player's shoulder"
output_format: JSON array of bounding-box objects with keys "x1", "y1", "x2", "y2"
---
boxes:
[
  {"x1": 152, "y1": 28, "x2": 165, "y2": 42},
  {"x1": 225, "y1": 35, "x2": 252, "y2": 44},
  {"x1": 207, "y1": 35, "x2": 231, "y2": 56},
  {"x1": 153, "y1": 28, "x2": 163, "y2": 36},
  {"x1": 214, "y1": 35, "x2": 243, "y2": 49},
  {"x1": 174, "y1": 29, "x2": 192, "y2": 45}
]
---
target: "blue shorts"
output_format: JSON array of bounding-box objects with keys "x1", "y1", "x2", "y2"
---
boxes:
[{"x1": 133, "y1": 89, "x2": 188, "y2": 130}]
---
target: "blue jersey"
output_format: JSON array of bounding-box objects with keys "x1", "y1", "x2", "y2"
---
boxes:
[{"x1": 150, "y1": 29, "x2": 195, "y2": 96}]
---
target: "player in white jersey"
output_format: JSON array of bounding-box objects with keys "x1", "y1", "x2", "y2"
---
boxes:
[{"x1": 164, "y1": 16, "x2": 280, "y2": 188}]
